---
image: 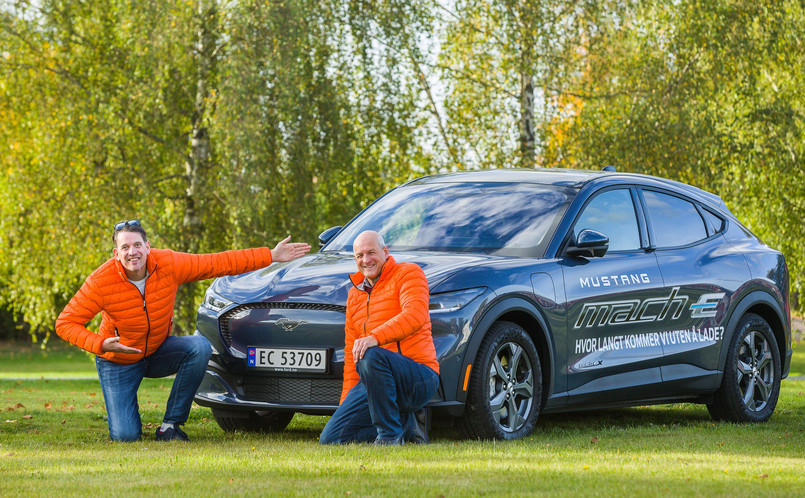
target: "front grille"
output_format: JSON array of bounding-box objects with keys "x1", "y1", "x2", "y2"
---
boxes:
[
  {"x1": 243, "y1": 376, "x2": 341, "y2": 405},
  {"x1": 220, "y1": 302, "x2": 346, "y2": 348}
]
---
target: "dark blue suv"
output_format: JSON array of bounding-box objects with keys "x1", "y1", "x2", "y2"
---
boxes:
[{"x1": 194, "y1": 168, "x2": 791, "y2": 440}]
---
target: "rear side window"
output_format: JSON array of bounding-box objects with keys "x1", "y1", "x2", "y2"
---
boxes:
[
  {"x1": 643, "y1": 190, "x2": 707, "y2": 248},
  {"x1": 701, "y1": 209, "x2": 725, "y2": 235},
  {"x1": 574, "y1": 189, "x2": 640, "y2": 252}
]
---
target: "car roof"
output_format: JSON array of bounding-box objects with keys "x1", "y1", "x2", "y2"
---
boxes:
[
  {"x1": 407, "y1": 167, "x2": 607, "y2": 187},
  {"x1": 405, "y1": 168, "x2": 730, "y2": 214}
]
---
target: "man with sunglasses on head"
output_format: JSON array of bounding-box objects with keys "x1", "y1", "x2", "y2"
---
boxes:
[{"x1": 56, "y1": 220, "x2": 311, "y2": 442}]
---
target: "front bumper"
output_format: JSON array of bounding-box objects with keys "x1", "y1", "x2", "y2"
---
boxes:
[{"x1": 193, "y1": 363, "x2": 341, "y2": 416}]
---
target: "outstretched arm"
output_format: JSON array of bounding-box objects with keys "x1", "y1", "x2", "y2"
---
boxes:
[{"x1": 172, "y1": 236, "x2": 312, "y2": 284}]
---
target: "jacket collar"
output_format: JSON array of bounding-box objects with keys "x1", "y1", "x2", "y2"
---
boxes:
[{"x1": 349, "y1": 255, "x2": 397, "y2": 290}]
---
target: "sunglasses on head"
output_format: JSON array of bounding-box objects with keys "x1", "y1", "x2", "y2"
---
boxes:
[{"x1": 114, "y1": 219, "x2": 141, "y2": 232}]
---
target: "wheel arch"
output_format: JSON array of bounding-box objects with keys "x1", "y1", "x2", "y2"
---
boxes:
[
  {"x1": 457, "y1": 297, "x2": 555, "y2": 410},
  {"x1": 721, "y1": 290, "x2": 789, "y2": 377}
]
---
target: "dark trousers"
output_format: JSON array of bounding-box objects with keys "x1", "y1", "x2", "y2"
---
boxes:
[{"x1": 320, "y1": 347, "x2": 438, "y2": 444}]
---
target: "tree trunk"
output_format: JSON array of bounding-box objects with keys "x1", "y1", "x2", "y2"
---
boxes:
[
  {"x1": 183, "y1": 0, "x2": 217, "y2": 254},
  {"x1": 176, "y1": 0, "x2": 218, "y2": 334},
  {"x1": 519, "y1": 72, "x2": 536, "y2": 167}
]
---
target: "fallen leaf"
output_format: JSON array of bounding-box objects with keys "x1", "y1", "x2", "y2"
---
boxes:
[
  {"x1": 61, "y1": 419, "x2": 66, "y2": 425},
  {"x1": 44, "y1": 402, "x2": 52, "y2": 410},
  {"x1": 23, "y1": 415, "x2": 33, "y2": 419},
  {"x1": 5, "y1": 420, "x2": 17, "y2": 423},
  {"x1": 591, "y1": 437, "x2": 599, "y2": 444},
  {"x1": 13, "y1": 403, "x2": 24, "y2": 409},
  {"x1": 756, "y1": 474, "x2": 769, "y2": 479},
  {"x1": 228, "y1": 479, "x2": 234, "y2": 484}
]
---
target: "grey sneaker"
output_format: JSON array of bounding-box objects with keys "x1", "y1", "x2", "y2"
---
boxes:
[{"x1": 155, "y1": 425, "x2": 190, "y2": 442}]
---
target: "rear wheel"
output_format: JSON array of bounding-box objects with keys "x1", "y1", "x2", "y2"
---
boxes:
[
  {"x1": 212, "y1": 409, "x2": 294, "y2": 433},
  {"x1": 707, "y1": 313, "x2": 781, "y2": 423},
  {"x1": 460, "y1": 321, "x2": 542, "y2": 440}
]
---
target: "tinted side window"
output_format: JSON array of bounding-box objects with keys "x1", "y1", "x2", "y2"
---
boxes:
[
  {"x1": 701, "y1": 209, "x2": 725, "y2": 235},
  {"x1": 575, "y1": 189, "x2": 640, "y2": 251},
  {"x1": 643, "y1": 190, "x2": 707, "y2": 247}
]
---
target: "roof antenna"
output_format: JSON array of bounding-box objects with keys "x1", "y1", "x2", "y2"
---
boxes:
[{"x1": 602, "y1": 165, "x2": 616, "y2": 172}]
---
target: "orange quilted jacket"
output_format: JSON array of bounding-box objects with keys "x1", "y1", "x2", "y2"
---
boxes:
[
  {"x1": 341, "y1": 256, "x2": 439, "y2": 403},
  {"x1": 55, "y1": 247, "x2": 273, "y2": 364}
]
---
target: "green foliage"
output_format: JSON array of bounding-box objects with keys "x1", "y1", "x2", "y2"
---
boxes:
[
  {"x1": 0, "y1": 0, "x2": 432, "y2": 337},
  {"x1": 549, "y1": 0, "x2": 805, "y2": 307},
  {"x1": 1, "y1": 0, "x2": 803, "y2": 343}
]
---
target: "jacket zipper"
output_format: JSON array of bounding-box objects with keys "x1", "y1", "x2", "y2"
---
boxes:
[
  {"x1": 363, "y1": 292, "x2": 371, "y2": 338},
  {"x1": 360, "y1": 279, "x2": 402, "y2": 355},
  {"x1": 142, "y1": 294, "x2": 150, "y2": 357},
  {"x1": 121, "y1": 278, "x2": 150, "y2": 358}
]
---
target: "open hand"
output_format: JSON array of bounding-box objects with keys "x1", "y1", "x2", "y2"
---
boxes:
[
  {"x1": 271, "y1": 235, "x2": 312, "y2": 262},
  {"x1": 102, "y1": 337, "x2": 142, "y2": 354}
]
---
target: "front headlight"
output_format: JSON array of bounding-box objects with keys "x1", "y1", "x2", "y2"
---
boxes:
[
  {"x1": 429, "y1": 287, "x2": 486, "y2": 313},
  {"x1": 201, "y1": 287, "x2": 234, "y2": 313}
]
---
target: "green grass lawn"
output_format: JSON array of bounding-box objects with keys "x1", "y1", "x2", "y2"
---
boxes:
[
  {"x1": 1, "y1": 340, "x2": 804, "y2": 496},
  {"x1": 0, "y1": 340, "x2": 97, "y2": 378}
]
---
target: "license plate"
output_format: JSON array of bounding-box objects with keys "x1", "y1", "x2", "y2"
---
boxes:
[{"x1": 247, "y1": 347, "x2": 327, "y2": 373}]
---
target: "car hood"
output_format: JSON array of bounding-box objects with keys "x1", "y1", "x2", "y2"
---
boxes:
[{"x1": 212, "y1": 251, "x2": 497, "y2": 305}]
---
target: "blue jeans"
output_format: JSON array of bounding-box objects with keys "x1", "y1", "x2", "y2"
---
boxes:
[
  {"x1": 320, "y1": 347, "x2": 439, "y2": 444},
  {"x1": 95, "y1": 335, "x2": 212, "y2": 441}
]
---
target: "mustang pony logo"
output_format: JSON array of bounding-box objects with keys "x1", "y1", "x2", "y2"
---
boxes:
[{"x1": 275, "y1": 318, "x2": 308, "y2": 331}]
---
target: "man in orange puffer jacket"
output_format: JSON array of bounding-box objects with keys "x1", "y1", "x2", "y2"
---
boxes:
[
  {"x1": 320, "y1": 230, "x2": 439, "y2": 445},
  {"x1": 56, "y1": 220, "x2": 310, "y2": 442}
]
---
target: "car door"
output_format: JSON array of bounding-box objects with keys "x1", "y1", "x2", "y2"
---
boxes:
[
  {"x1": 561, "y1": 187, "x2": 670, "y2": 405},
  {"x1": 639, "y1": 189, "x2": 750, "y2": 392}
]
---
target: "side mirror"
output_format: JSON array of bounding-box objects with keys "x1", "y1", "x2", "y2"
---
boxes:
[
  {"x1": 318, "y1": 226, "x2": 342, "y2": 247},
  {"x1": 567, "y1": 229, "x2": 609, "y2": 258}
]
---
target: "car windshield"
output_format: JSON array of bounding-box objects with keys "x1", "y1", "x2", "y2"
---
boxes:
[{"x1": 325, "y1": 182, "x2": 573, "y2": 256}]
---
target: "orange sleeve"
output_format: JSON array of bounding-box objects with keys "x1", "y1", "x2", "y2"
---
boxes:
[
  {"x1": 339, "y1": 301, "x2": 359, "y2": 404},
  {"x1": 370, "y1": 265, "x2": 430, "y2": 346},
  {"x1": 55, "y1": 277, "x2": 106, "y2": 355},
  {"x1": 171, "y1": 247, "x2": 273, "y2": 285}
]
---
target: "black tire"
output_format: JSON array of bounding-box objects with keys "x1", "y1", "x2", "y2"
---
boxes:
[
  {"x1": 459, "y1": 321, "x2": 542, "y2": 440},
  {"x1": 707, "y1": 313, "x2": 781, "y2": 423},
  {"x1": 212, "y1": 409, "x2": 294, "y2": 433}
]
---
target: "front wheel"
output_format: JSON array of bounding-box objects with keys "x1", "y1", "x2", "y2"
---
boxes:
[
  {"x1": 212, "y1": 409, "x2": 294, "y2": 433},
  {"x1": 460, "y1": 321, "x2": 542, "y2": 440},
  {"x1": 707, "y1": 313, "x2": 781, "y2": 423}
]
